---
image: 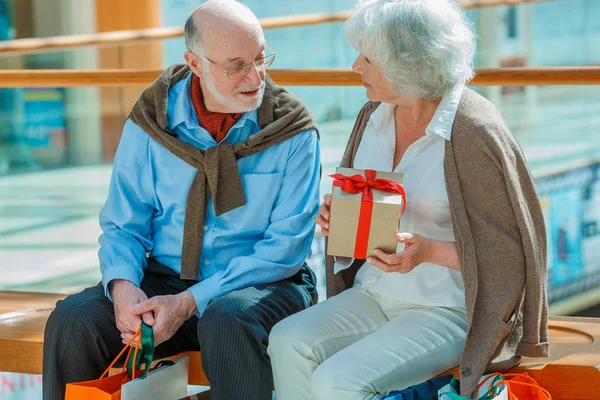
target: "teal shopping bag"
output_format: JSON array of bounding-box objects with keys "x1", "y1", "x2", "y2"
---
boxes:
[{"x1": 438, "y1": 374, "x2": 508, "y2": 400}]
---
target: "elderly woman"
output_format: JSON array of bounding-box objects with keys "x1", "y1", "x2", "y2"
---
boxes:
[{"x1": 268, "y1": 0, "x2": 549, "y2": 399}]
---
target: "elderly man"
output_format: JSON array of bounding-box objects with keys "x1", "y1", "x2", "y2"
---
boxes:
[{"x1": 42, "y1": 1, "x2": 320, "y2": 399}]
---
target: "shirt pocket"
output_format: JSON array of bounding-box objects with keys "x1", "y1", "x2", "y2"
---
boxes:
[{"x1": 216, "y1": 172, "x2": 283, "y2": 234}]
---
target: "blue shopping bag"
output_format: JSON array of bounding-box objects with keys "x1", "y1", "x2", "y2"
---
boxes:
[{"x1": 378, "y1": 374, "x2": 454, "y2": 400}]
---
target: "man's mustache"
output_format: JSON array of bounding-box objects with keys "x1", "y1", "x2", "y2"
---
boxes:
[{"x1": 234, "y1": 82, "x2": 265, "y2": 94}]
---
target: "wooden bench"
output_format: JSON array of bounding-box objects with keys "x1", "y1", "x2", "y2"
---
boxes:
[
  {"x1": 2, "y1": 291, "x2": 600, "y2": 399},
  {"x1": 0, "y1": 291, "x2": 210, "y2": 385}
]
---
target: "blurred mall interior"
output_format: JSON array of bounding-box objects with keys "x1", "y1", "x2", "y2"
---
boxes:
[{"x1": 0, "y1": 0, "x2": 599, "y2": 398}]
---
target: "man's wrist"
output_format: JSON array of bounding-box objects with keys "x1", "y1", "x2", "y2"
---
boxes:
[
  {"x1": 180, "y1": 290, "x2": 199, "y2": 318},
  {"x1": 109, "y1": 279, "x2": 134, "y2": 299}
]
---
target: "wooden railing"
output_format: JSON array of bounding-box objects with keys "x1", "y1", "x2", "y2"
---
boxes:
[
  {"x1": 0, "y1": 67, "x2": 598, "y2": 88},
  {"x1": 0, "y1": 0, "x2": 565, "y2": 57}
]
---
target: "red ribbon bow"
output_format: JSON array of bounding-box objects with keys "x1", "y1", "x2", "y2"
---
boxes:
[{"x1": 330, "y1": 169, "x2": 407, "y2": 259}]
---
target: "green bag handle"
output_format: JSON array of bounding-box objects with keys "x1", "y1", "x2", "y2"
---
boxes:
[{"x1": 126, "y1": 322, "x2": 155, "y2": 379}]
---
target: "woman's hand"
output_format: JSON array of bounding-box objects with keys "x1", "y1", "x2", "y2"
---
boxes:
[
  {"x1": 315, "y1": 194, "x2": 332, "y2": 236},
  {"x1": 367, "y1": 233, "x2": 434, "y2": 273},
  {"x1": 368, "y1": 233, "x2": 461, "y2": 273}
]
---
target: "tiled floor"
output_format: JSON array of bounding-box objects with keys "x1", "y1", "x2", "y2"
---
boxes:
[{"x1": 0, "y1": 166, "x2": 109, "y2": 293}]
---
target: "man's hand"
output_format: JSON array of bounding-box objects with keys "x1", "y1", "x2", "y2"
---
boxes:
[
  {"x1": 130, "y1": 291, "x2": 198, "y2": 346},
  {"x1": 367, "y1": 232, "x2": 434, "y2": 274},
  {"x1": 110, "y1": 279, "x2": 155, "y2": 345}
]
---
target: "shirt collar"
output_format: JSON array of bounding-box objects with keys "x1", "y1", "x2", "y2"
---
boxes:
[
  {"x1": 168, "y1": 72, "x2": 259, "y2": 132},
  {"x1": 425, "y1": 83, "x2": 464, "y2": 141},
  {"x1": 367, "y1": 84, "x2": 464, "y2": 142},
  {"x1": 367, "y1": 102, "x2": 395, "y2": 135}
]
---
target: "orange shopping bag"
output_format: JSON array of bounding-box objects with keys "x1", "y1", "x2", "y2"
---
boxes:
[
  {"x1": 485, "y1": 372, "x2": 552, "y2": 400},
  {"x1": 65, "y1": 325, "x2": 150, "y2": 400}
]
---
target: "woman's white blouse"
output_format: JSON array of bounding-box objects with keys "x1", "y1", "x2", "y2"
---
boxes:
[{"x1": 336, "y1": 85, "x2": 466, "y2": 308}]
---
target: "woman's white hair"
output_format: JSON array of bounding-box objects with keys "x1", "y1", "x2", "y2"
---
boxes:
[{"x1": 345, "y1": 0, "x2": 476, "y2": 99}]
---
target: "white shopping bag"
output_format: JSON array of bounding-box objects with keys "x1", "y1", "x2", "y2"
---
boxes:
[
  {"x1": 122, "y1": 356, "x2": 189, "y2": 400},
  {"x1": 438, "y1": 373, "x2": 509, "y2": 400}
]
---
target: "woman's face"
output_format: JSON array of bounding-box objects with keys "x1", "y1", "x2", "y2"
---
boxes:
[{"x1": 352, "y1": 54, "x2": 397, "y2": 102}]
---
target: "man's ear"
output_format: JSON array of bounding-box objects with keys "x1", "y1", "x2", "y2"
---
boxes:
[{"x1": 184, "y1": 52, "x2": 202, "y2": 76}]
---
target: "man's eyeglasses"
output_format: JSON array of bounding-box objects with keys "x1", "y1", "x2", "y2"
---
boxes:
[{"x1": 200, "y1": 47, "x2": 276, "y2": 80}]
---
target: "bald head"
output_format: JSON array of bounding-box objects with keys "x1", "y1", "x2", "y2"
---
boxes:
[
  {"x1": 184, "y1": 0, "x2": 263, "y2": 56},
  {"x1": 182, "y1": 1, "x2": 268, "y2": 113}
]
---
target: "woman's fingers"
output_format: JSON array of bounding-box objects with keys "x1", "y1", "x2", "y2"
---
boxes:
[
  {"x1": 315, "y1": 215, "x2": 329, "y2": 235},
  {"x1": 318, "y1": 203, "x2": 330, "y2": 221},
  {"x1": 369, "y1": 250, "x2": 414, "y2": 273},
  {"x1": 316, "y1": 194, "x2": 333, "y2": 235}
]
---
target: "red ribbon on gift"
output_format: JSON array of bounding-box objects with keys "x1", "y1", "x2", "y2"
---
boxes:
[{"x1": 330, "y1": 169, "x2": 407, "y2": 259}]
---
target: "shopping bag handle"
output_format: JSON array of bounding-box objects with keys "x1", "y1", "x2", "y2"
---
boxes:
[
  {"x1": 99, "y1": 322, "x2": 155, "y2": 380},
  {"x1": 493, "y1": 378, "x2": 552, "y2": 400},
  {"x1": 100, "y1": 326, "x2": 142, "y2": 380},
  {"x1": 126, "y1": 322, "x2": 154, "y2": 379},
  {"x1": 472, "y1": 373, "x2": 505, "y2": 400},
  {"x1": 473, "y1": 373, "x2": 551, "y2": 400},
  {"x1": 439, "y1": 376, "x2": 504, "y2": 400}
]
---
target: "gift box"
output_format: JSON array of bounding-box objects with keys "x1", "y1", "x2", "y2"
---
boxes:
[{"x1": 326, "y1": 168, "x2": 406, "y2": 259}]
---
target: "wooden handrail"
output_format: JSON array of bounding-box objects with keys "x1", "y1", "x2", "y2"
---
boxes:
[
  {"x1": 0, "y1": 28, "x2": 185, "y2": 57},
  {"x1": 0, "y1": 0, "x2": 563, "y2": 57},
  {"x1": 0, "y1": 67, "x2": 598, "y2": 88}
]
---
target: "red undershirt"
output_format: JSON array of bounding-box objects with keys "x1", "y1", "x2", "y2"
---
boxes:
[{"x1": 190, "y1": 74, "x2": 242, "y2": 143}]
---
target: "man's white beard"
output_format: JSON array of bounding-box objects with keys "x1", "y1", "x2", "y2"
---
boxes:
[{"x1": 202, "y1": 67, "x2": 265, "y2": 113}]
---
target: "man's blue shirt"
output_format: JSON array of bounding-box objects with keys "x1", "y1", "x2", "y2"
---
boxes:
[{"x1": 99, "y1": 73, "x2": 320, "y2": 314}]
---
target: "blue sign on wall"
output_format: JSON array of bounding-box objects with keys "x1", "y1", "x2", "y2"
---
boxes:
[
  {"x1": 537, "y1": 164, "x2": 600, "y2": 303},
  {"x1": 21, "y1": 88, "x2": 67, "y2": 149},
  {"x1": 549, "y1": 188, "x2": 584, "y2": 285}
]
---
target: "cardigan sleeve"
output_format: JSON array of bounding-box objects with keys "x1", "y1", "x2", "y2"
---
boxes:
[
  {"x1": 488, "y1": 127, "x2": 549, "y2": 356},
  {"x1": 453, "y1": 108, "x2": 549, "y2": 358}
]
